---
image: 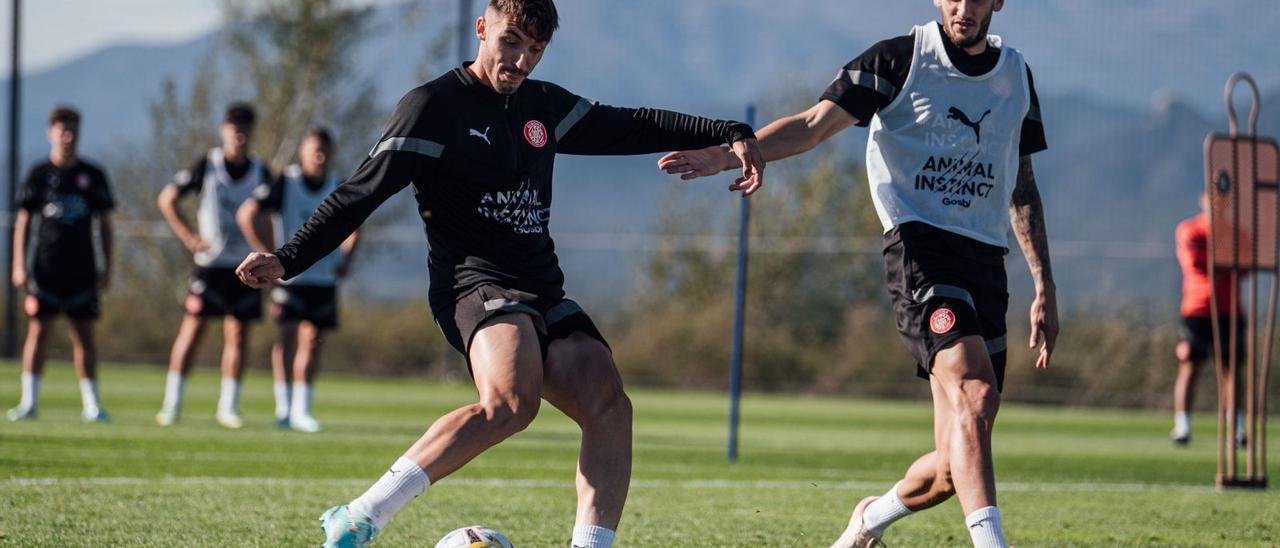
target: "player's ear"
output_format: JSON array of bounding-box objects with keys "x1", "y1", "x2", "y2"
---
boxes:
[
  {"x1": 993, "y1": 0, "x2": 1005, "y2": 12},
  {"x1": 476, "y1": 15, "x2": 487, "y2": 41}
]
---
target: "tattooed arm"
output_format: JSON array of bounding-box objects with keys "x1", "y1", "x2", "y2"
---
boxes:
[{"x1": 1010, "y1": 155, "x2": 1058, "y2": 369}]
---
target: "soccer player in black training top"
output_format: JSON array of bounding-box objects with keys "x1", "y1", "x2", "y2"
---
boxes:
[
  {"x1": 660, "y1": 1, "x2": 1056, "y2": 546},
  {"x1": 235, "y1": 1, "x2": 764, "y2": 546},
  {"x1": 156, "y1": 103, "x2": 271, "y2": 429},
  {"x1": 8, "y1": 106, "x2": 115, "y2": 423}
]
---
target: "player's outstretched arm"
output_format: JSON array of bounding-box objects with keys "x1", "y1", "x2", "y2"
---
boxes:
[
  {"x1": 554, "y1": 97, "x2": 765, "y2": 194},
  {"x1": 658, "y1": 100, "x2": 857, "y2": 182},
  {"x1": 236, "y1": 252, "x2": 285, "y2": 289},
  {"x1": 1010, "y1": 155, "x2": 1058, "y2": 369}
]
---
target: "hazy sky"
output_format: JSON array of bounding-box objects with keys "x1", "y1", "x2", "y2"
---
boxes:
[{"x1": 0, "y1": 0, "x2": 396, "y2": 72}]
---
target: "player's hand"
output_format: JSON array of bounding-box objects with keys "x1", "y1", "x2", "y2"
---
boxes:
[
  {"x1": 182, "y1": 235, "x2": 211, "y2": 254},
  {"x1": 727, "y1": 138, "x2": 765, "y2": 196},
  {"x1": 657, "y1": 145, "x2": 737, "y2": 180},
  {"x1": 1029, "y1": 285, "x2": 1058, "y2": 369},
  {"x1": 236, "y1": 252, "x2": 285, "y2": 289},
  {"x1": 10, "y1": 268, "x2": 26, "y2": 290}
]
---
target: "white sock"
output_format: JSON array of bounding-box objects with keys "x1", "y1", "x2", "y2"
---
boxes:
[
  {"x1": 863, "y1": 481, "x2": 913, "y2": 535},
  {"x1": 18, "y1": 371, "x2": 40, "y2": 410},
  {"x1": 349, "y1": 457, "x2": 430, "y2": 530},
  {"x1": 273, "y1": 381, "x2": 291, "y2": 420},
  {"x1": 79, "y1": 378, "x2": 101, "y2": 414},
  {"x1": 217, "y1": 377, "x2": 241, "y2": 416},
  {"x1": 291, "y1": 381, "x2": 312, "y2": 418},
  {"x1": 571, "y1": 524, "x2": 616, "y2": 548},
  {"x1": 965, "y1": 506, "x2": 1008, "y2": 548},
  {"x1": 161, "y1": 371, "x2": 185, "y2": 413},
  {"x1": 1174, "y1": 411, "x2": 1190, "y2": 437}
]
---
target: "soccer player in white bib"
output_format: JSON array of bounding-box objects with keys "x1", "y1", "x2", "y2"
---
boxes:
[
  {"x1": 659, "y1": 1, "x2": 1056, "y2": 546},
  {"x1": 156, "y1": 103, "x2": 270, "y2": 429},
  {"x1": 238, "y1": 128, "x2": 359, "y2": 433}
]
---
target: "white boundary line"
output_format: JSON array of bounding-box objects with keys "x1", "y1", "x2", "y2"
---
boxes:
[{"x1": 2, "y1": 477, "x2": 1220, "y2": 494}]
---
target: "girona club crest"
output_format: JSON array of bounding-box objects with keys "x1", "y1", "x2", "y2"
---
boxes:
[
  {"x1": 929, "y1": 307, "x2": 956, "y2": 334},
  {"x1": 523, "y1": 119, "x2": 548, "y2": 148}
]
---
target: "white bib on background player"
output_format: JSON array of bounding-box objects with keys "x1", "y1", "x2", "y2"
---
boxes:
[
  {"x1": 196, "y1": 148, "x2": 264, "y2": 268},
  {"x1": 866, "y1": 23, "x2": 1030, "y2": 247},
  {"x1": 277, "y1": 164, "x2": 342, "y2": 286}
]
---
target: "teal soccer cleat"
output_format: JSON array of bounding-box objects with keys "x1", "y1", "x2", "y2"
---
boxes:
[
  {"x1": 320, "y1": 504, "x2": 378, "y2": 547},
  {"x1": 6, "y1": 406, "x2": 36, "y2": 421},
  {"x1": 82, "y1": 408, "x2": 111, "y2": 423}
]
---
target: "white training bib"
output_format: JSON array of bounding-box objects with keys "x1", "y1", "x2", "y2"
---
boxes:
[
  {"x1": 865, "y1": 23, "x2": 1030, "y2": 247},
  {"x1": 278, "y1": 164, "x2": 342, "y2": 286},
  {"x1": 196, "y1": 148, "x2": 264, "y2": 268}
]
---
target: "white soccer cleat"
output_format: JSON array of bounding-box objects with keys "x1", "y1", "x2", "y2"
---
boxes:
[
  {"x1": 82, "y1": 408, "x2": 111, "y2": 423},
  {"x1": 6, "y1": 405, "x2": 36, "y2": 421},
  {"x1": 831, "y1": 496, "x2": 885, "y2": 548},
  {"x1": 289, "y1": 413, "x2": 322, "y2": 433},
  {"x1": 215, "y1": 411, "x2": 245, "y2": 429},
  {"x1": 155, "y1": 408, "x2": 179, "y2": 426}
]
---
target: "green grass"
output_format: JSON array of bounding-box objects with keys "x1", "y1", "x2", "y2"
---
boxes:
[{"x1": 1, "y1": 361, "x2": 1277, "y2": 547}]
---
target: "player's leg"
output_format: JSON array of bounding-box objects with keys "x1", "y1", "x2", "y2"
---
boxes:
[
  {"x1": 835, "y1": 365, "x2": 954, "y2": 548},
  {"x1": 543, "y1": 331, "x2": 632, "y2": 547},
  {"x1": 273, "y1": 320, "x2": 299, "y2": 427},
  {"x1": 931, "y1": 336, "x2": 1006, "y2": 548},
  {"x1": 68, "y1": 318, "x2": 108, "y2": 422},
  {"x1": 1172, "y1": 338, "x2": 1198, "y2": 444},
  {"x1": 325, "y1": 313, "x2": 544, "y2": 544},
  {"x1": 8, "y1": 316, "x2": 51, "y2": 420},
  {"x1": 216, "y1": 315, "x2": 250, "y2": 428},
  {"x1": 159, "y1": 274, "x2": 212, "y2": 426},
  {"x1": 289, "y1": 320, "x2": 324, "y2": 432}
]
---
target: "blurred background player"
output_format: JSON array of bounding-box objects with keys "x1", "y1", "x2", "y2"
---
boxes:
[
  {"x1": 6, "y1": 106, "x2": 115, "y2": 423},
  {"x1": 238, "y1": 127, "x2": 360, "y2": 433},
  {"x1": 155, "y1": 102, "x2": 269, "y2": 429},
  {"x1": 660, "y1": 1, "x2": 1054, "y2": 546},
  {"x1": 1172, "y1": 192, "x2": 1245, "y2": 446}
]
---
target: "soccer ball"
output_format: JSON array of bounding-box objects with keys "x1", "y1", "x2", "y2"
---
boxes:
[{"x1": 434, "y1": 525, "x2": 514, "y2": 548}]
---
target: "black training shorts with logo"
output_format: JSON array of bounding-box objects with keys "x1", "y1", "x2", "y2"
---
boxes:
[
  {"x1": 1180, "y1": 315, "x2": 1246, "y2": 364},
  {"x1": 271, "y1": 284, "x2": 339, "y2": 329},
  {"x1": 25, "y1": 280, "x2": 100, "y2": 320},
  {"x1": 434, "y1": 284, "x2": 608, "y2": 369},
  {"x1": 884, "y1": 222, "x2": 1009, "y2": 391},
  {"x1": 185, "y1": 267, "x2": 262, "y2": 320}
]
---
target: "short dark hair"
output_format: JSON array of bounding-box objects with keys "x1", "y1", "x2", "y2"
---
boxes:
[
  {"x1": 304, "y1": 127, "x2": 334, "y2": 149},
  {"x1": 49, "y1": 106, "x2": 80, "y2": 127},
  {"x1": 488, "y1": 0, "x2": 559, "y2": 43},
  {"x1": 225, "y1": 102, "x2": 257, "y2": 126}
]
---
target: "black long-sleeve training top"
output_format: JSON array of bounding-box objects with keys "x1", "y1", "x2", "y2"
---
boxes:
[{"x1": 275, "y1": 63, "x2": 754, "y2": 312}]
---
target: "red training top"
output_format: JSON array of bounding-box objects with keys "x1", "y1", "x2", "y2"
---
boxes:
[{"x1": 1176, "y1": 213, "x2": 1238, "y2": 317}]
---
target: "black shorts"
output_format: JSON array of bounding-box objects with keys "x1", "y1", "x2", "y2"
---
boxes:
[
  {"x1": 1180, "y1": 315, "x2": 1246, "y2": 364},
  {"x1": 434, "y1": 285, "x2": 608, "y2": 368},
  {"x1": 185, "y1": 267, "x2": 262, "y2": 320},
  {"x1": 24, "y1": 279, "x2": 99, "y2": 320},
  {"x1": 884, "y1": 223, "x2": 1009, "y2": 391},
  {"x1": 271, "y1": 284, "x2": 338, "y2": 329}
]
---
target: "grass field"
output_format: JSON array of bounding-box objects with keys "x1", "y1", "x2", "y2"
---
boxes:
[{"x1": 1, "y1": 360, "x2": 1278, "y2": 547}]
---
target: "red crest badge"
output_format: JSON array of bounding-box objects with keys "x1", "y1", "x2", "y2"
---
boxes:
[
  {"x1": 523, "y1": 120, "x2": 548, "y2": 148},
  {"x1": 929, "y1": 308, "x2": 956, "y2": 334}
]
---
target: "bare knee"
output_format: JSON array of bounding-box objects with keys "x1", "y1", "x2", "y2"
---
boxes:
[{"x1": 480, "y1": 392, "x2": 541, "y2": 435}]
